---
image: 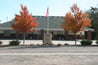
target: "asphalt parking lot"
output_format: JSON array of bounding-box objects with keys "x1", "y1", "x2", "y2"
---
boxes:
[{"x1": 0, "y1": 46, "x2": 98, "y2": 65}]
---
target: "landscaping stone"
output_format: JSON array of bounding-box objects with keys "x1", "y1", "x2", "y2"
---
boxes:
[{"x1": 43, "y1": 33, "x2": 52, "y2": 45}]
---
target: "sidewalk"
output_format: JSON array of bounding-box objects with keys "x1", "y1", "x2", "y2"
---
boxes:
[{"x1": 0, "y1": 40, "x2": 97, "y2": 45}]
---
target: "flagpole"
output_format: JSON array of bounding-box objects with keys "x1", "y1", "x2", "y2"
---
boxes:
[
  {"x1": 43, "y1": 6, "x2": 52, "y2": 45},
  {"x1": 47, "y1": 15, "x2": 49, "y2": 34}
]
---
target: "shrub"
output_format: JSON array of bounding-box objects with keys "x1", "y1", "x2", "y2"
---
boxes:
[
  {"x1": 9, "y1": 40, "x2": 20, "y2": 46},
  {"x1": 0, "y1": 41, "x2": 2, "y2": 45},
  {"x1": 80, "y1": 39, "x2": 92, "y2": 45},
  {"x1": 42, "y1": 43, "x2": 53, "y2": 46},
  {"x1": 96, "y1": 40, "x2": 98, "y2": 45},
  {"x1": 64, "y1": 43, "x2": 69, "y2": 46},
  {"x1": 57, "y1": 44, "x2": 62, "y2": 46}
]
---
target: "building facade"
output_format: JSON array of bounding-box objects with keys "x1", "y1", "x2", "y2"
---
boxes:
[{"x1": 0, "y1": 16, "x2": 94, "y2": 40}]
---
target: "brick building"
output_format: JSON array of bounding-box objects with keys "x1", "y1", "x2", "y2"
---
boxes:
[{"x1": 0, "y1": 16, "x2": 94, "y2": 40}]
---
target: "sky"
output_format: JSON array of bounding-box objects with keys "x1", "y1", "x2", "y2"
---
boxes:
[{"x1": 0, "y1": 0, "x2": 98, "y2": 23}]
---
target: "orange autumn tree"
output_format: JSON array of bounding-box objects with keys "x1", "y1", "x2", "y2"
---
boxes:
[
  {"x1": 61, "y1": 4, "x2": 91, "y2": 45},
  {"x1": 12, "y1": 5, "x2": 39, "y2": 45}
]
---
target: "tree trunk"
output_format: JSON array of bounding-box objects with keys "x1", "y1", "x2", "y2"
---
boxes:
[
  {"x1": 23, "y1": 33, "x2": 25, "y2": 45},
  {"x1": 75, "y1": 33, "x2": 77, "y2": 45},
  {"x1": 16, "y1": 31, "x2": 19, "y2": 40}
]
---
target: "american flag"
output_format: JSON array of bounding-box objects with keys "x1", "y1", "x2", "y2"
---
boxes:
[{"x1": 46, "y1": 8, "x2": 49, "y2": 17}]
